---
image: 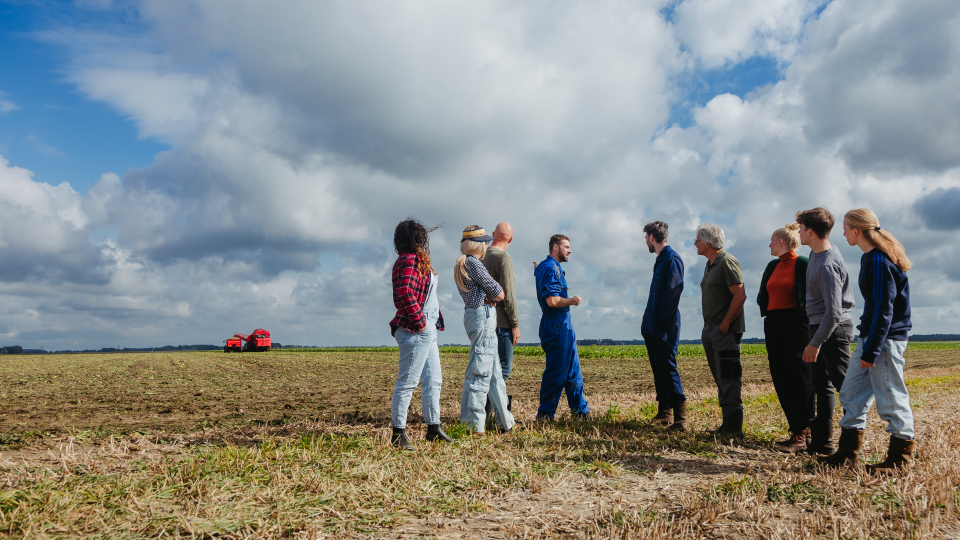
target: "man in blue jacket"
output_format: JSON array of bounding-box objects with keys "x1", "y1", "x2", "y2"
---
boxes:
[
  {"x1": 640, "y1": 221, "x2": 687, "y2": 431},
  {"x1": 534, "y1": 234, "x2": 590, "y2": 420}
]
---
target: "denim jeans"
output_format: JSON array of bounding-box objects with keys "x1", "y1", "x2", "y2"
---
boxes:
[
  {"x1": 391, "y1": 324, "x2": 442, "y2": 429},
  {"x1": 495, "y1": 327, "x2": 515, "y2": 381},
  {"x1": 461, "y1": 305, "x2": 514, "y2": 432},
  {"x1": 839, "y1": 338, "x2": 914, "y2": 440}
]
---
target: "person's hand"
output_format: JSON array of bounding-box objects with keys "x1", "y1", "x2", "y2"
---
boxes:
[
  {"x1": 532, "y1": 262, "x2": 538, "y2": 269},
  {"x1": 719, "y1": 321, "x2": 730, "y2": 334},
  {"x1": 572, "y1": 295, "x2": 582, "y2": 306},
  {"x1": 861, "y1": 360, "x2": 873, "y2": 369},
  {"x1": 511, "y1": 327, "x2": 520, "y2": 347},
  {"x1": 802, "y1": 345, "x2": 819, "y2": 363}
]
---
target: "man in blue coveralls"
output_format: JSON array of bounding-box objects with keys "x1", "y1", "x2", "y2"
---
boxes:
[
  {"x1": 534, "y1": 234, "x2": 590, "y2": 420},
  {"x1": 640, "y1": 221, "x2": 687, "y2": 431}
]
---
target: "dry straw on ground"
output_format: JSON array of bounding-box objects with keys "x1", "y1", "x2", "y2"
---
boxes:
[{"x1": 0, "y1": 355, "x2": 958, "y2": 539}]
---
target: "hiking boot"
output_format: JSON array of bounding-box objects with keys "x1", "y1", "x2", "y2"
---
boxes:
[
  {"x1": 775, "y1": 428, "x2": 810, "y2": 454},
  {"x1": 866, "y1": 436, "x2": 916, "y2": 475},
  {"x1": 666, "y1": 400, "x2": 688, "y2": 432},
  {"x1": 425, "y1": 424, "x2": 452, "y2": 443},
  {"x1": 817, "y1": 427, "x2": 863, "y2": 468},
  {"x1": 651, "y1": 402, "x2": 672, "y2": 426},
  {"x1": 391, "y1": 427, "x2": 415, "y2": 451}
]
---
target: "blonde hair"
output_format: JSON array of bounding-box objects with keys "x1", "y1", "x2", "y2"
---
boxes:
[
  {"x1": 454, "y1": 225, "x2": 488, "y2": 293},
  {"x1": 844, "y1": 209, "x2": 912, "y2": 272},
  {"x1": 772, "y1": 222, "x2": 801, "y2": 250}
]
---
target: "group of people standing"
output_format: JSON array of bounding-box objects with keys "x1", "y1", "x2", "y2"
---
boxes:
[{"x1": 385, "y1": 207, "x2": 916, "y2": 475}]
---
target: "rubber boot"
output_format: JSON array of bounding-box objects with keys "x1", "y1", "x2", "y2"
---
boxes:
[
  {"x1": 808, "y1": 391, "x2": 837, "y2": 455},
  {"x1": 391, "y1": 427, "x2": 415, "y2": 451},
  {"x1": 667, "y1": 401, "x2": 688, "y2": 432},
  {"x1": 719, "y1": 409, "x2": 744, "y2": 438},
  {"x1": 651, "y1": 402, "x2": 672, "y2": 426},
  {"x1": 817, "y1": 427, "x2": 863, "y2": 468},
  {"x1": 775, "y1": 428, "x2": 810, "y2": 454},
  {"x1": 866, "y1": 436, "x2": 916, "y2": 475},
  {"x1": 425, "y1": 424, "x2": 452, "y2": 443}
]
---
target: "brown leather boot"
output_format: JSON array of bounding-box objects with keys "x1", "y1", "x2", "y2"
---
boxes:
[
  {"x1": 775, "y1": 428, "x2": 809, "y2": 454},
  {"x1": 866, "y1": 436, "x2": 916, "y2": 475},
  {"x1": 651, "y1": 402, "x2": 672, "y2": 426},
  {"x1": 817, "y1": 427, "x2": 863, "y2": 468},
  {"x1": 667, "y1": 401, "x2": 687, "y2": 432}
]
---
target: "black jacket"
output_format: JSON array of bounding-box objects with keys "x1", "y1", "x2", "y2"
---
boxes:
[{"x1": 757, "y1": 255, "x2": 808, "y2": 317}]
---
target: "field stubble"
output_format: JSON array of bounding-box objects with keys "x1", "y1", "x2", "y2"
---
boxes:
[{"x1": 0, "y1": 345, "x2": 958, "y2": 538}]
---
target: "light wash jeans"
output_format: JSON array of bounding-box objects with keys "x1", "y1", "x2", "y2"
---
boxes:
[
  {"x1": 391, "y1": 324, "x2": 442, "y2": 429},
  {"x1": 461, "y1": 305, "x2": 514, "y2": 432},
  {"x1": 839, "y1": 337, "x2": 914, "y2": 440}
]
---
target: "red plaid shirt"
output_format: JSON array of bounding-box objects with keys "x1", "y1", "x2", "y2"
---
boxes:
[{"x1": 390, "y1": 253, "x2": 445, "y2": 334}]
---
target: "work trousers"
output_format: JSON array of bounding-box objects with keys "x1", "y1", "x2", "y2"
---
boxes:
[
  {"x1": 809, "y1": 319, "x2": 854, "y2": 444},
  {"x1": 495, "y1": 327, "x2": 515, "y2": 381},
  {"x1": 461, "y1": 306, "x2": 514, "y2": 432},
  {"x1": 764, "y1": 308, "x2": 813, "y2": 433},
  {"x1": 537, "y1": 315, "x2": 590, "y2": 419},
  {"x1": 702, "y1": 325, "x2": 743, "y2": 416},
  {"x1": 840, "y1": 338, "x2": 914, "y2": 440},
  {"x1": 391, "y1": 324, "x2": 442, "y2": 428},
  {"x1": 642, "y1": 329, "x2": 685, "y2": 409}
]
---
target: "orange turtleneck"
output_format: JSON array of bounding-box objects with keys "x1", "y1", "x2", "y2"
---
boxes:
[{"x1": 766, "y1": 251, "x2": 799, "y2": 310}]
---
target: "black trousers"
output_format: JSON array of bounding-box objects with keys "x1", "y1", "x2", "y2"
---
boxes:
[
  {"x1": 809, "y1": 319, "x2": 854, "y2": 444},
  {"x1": 764, "y1": 308, "x2": 813, "y2": 433}
]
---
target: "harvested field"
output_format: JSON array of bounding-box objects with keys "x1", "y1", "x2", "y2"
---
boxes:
[{"x1": 1, "y1": 345, "x2": 959, "y2": 538}]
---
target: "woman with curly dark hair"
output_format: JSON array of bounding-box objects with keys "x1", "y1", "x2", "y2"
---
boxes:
[{"x1": 388, "y1": 218, "x2": 450, "y2": 450}]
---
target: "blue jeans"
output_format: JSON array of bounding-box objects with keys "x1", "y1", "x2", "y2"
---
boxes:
[
  {"x1": 839, "y1": 338, "x2": 914, "y2": 440},
  {"x1": 496, "y1": 327, "x2": 515, "y2": 381},
  {"x1": 461, "y1": 306, "x2": 514, "y2": 432},
  {"x1": 391, "y1": 324, "x2": 442, "y2": 429}
]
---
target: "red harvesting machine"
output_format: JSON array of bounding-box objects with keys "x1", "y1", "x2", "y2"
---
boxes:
[{"x1": 223, "y1": 329, "x2": 271, "y2": 352}]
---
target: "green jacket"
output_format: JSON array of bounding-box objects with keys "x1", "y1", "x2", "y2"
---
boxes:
[{"x1": 757, "y1": 255, "x2": 808, "y2": 317}]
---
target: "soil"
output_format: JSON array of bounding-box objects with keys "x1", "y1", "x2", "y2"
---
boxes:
[{"x1": 2, "y1": 347, "x2": 958, "y2": 438}]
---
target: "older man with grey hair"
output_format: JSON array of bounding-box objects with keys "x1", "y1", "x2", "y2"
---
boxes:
[{"x1": 696, "y1": 224, "x2": 748, "y2": 438}]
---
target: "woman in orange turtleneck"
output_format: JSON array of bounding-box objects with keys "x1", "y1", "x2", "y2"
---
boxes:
[{"x1": 757, "y1": 223, "x2": 812, "y2": 454}]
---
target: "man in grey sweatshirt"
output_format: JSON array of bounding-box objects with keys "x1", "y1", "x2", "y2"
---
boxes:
[{"x1": 797, "y1": 207, "x2": 856, "y2": 455}]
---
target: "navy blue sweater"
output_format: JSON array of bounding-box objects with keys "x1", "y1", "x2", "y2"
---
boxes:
[{"x1": 857, "y1": 249, "x2": 911, "y2": 364}]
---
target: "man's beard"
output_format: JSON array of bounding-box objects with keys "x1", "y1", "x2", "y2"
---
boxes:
[
  {"x1": 558, "y1": 252, "x2": 569, "y2": 262},
  {"x1": 647, "y1": 243, "x2": 656, "y2": 254}
]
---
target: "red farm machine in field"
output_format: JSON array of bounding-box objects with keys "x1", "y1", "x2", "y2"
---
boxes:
[{"x1": 223, "y1": 329, "x2": 271, "y2": 352}]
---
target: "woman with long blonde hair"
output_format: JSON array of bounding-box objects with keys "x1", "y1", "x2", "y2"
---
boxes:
[
  {"x1": 819, "y1": 209, "x2": 915, "y2": 473},
  {"x1": 757, "y1": 222, "x2": 813, "y2": 453},
  {"x1": 454, "y1": 225, "x2": 514, "y2": 434}
]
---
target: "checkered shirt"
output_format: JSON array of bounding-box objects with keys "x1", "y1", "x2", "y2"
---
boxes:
[
  {"x1": 458, "y1": 255, "x2": 504, "y2": 308},
  {"x1": 390, "y1": 253, "x2": 444, "y2": 334}
]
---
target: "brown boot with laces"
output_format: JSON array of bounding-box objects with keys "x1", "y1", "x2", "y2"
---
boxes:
[{"x1": 775, "y1": 428, "x2": 809, "y2": 454}]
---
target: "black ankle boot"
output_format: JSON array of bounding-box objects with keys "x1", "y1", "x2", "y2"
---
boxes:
[
  {"x1": 425, "y1": 424, "x2": 452, "y2": 443},
  {"x1": 391, "y1": 427, "x2": 415, "y2": 450}
]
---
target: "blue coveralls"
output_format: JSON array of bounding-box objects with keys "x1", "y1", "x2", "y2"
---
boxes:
[
  {"x1": 640, "y1": 245, "x2": 686, "y2": 409},
  {"x1": 535, "y1": 256, "x2": 590, "y2": 419}
]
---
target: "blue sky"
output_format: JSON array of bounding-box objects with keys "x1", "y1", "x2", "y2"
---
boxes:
[
  {"x1": 0, "y1": 2, "x2": 166, "y2": 194},
  {"x1": 1, "y1": 0, "x2": 958, "y2": 350}
]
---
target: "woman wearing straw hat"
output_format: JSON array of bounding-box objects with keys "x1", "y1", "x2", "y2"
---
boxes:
[{"x1": 455, "y1": 225, "x2": 516, "y2": 434}]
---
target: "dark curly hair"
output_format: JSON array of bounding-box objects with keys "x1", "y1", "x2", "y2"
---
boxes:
[
  {"x1": 394, "y1": 218, "x2": 443, "y2": 276},
  {"x1": 642, "y1": 221, "x2": 669, "y2": 243}
]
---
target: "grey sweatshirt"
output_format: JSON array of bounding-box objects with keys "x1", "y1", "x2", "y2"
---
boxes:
[{"x1": 805, "y1": 245, "x2": 855, "y2": 348}]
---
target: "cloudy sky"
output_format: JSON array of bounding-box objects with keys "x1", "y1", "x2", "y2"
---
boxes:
[{"x1": 1, "y1": 0, "x2": 958, "y2": 350}]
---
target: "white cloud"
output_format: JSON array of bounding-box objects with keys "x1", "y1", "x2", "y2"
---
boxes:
[{"x1": 1, "y1": 0, "x2": 959, "y2": 350}]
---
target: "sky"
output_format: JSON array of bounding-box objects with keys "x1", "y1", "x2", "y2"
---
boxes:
[{"x1": 1, "y1": 0, "x2": 959, "y2": 350}]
